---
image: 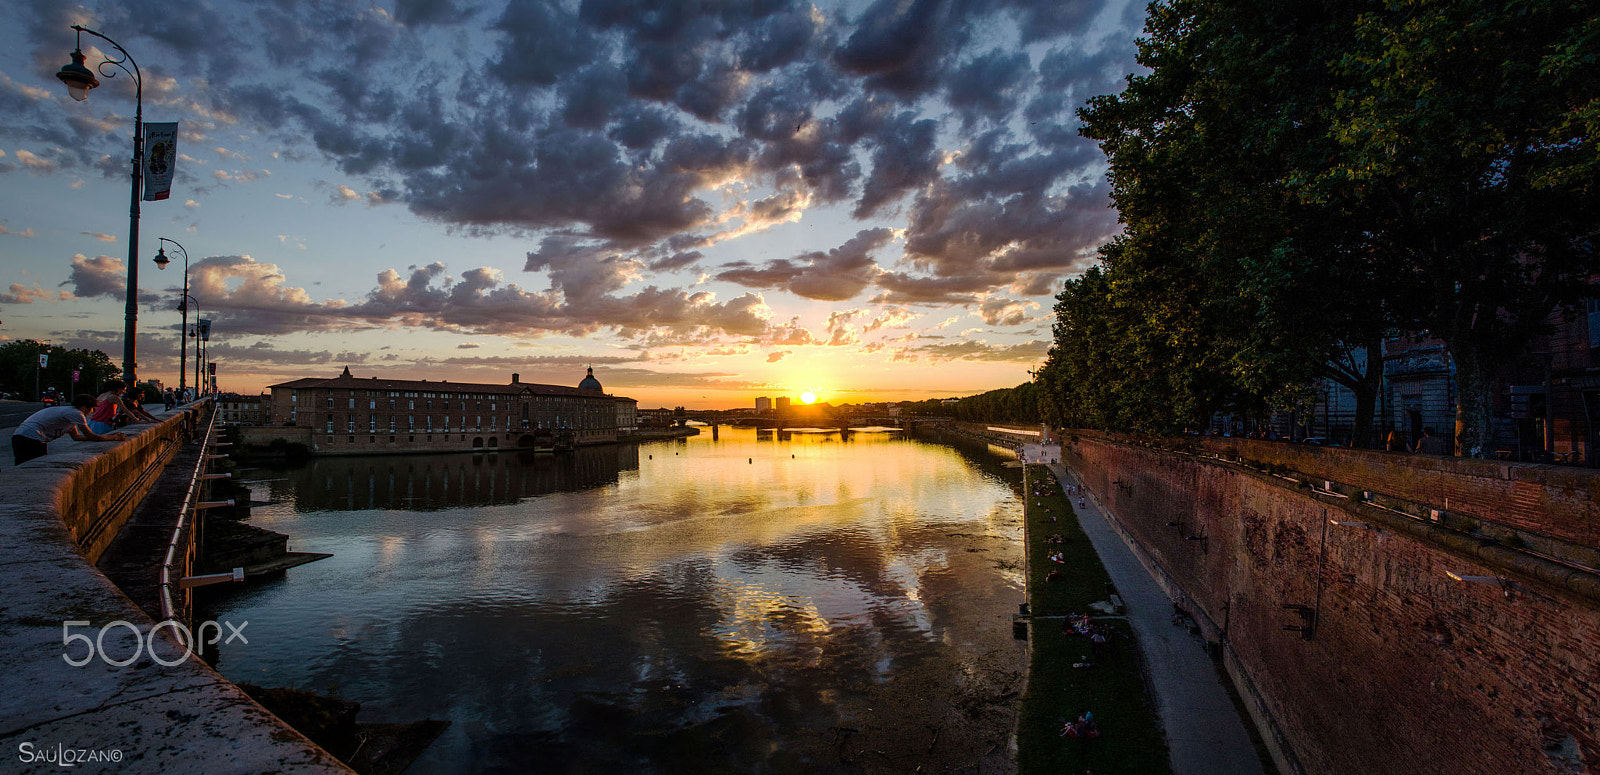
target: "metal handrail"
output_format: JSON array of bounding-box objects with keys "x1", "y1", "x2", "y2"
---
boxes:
[{"x1": 158, "y1": 401, "x2": 220, "y2": 625}]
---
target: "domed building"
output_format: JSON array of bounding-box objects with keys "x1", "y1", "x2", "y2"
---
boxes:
[
  {"x1": 578, "y1": 367, "x2": 603, "y2": 392},
  {"x1": 264, "y1": 366, "x2": 637, "y2": 454}
]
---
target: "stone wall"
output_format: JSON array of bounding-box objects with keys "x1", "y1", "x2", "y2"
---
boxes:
[
  {"x1": 1064, "y1": 432, "x2": 1599, "y2": 775},
  {"x1": 0, "y1": 404, "x2": 351, "y2": 773}
]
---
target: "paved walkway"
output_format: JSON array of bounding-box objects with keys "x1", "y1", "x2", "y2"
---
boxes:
[{"x1": 1044, "y1": 461, "x2": 1266, "y2": 775}]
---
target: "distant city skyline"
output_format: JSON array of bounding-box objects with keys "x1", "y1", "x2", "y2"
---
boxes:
[{"x1": 0, "y1": 0, "x2": 1144, "y2": 409}]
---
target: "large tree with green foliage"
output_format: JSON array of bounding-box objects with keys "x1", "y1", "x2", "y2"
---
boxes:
[
  {"x1": 1314, "y1": 0, "x2": 1600, "y2": 455},
  {"x1": 0, "y1": 340, "x2": 118, "y2": 401},
  {"x1": 1052, "y1": 0, "x2": 1597, "y2": 454}
]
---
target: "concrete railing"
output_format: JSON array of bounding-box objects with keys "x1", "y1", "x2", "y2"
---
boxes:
[{"x1": 0, "y1": 400, "x2": 351, "y2": 773}]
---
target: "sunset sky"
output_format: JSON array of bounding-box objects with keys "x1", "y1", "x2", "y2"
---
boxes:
[{"x1": 0, "y1": 0, "x2": 1142, "y2": 409}]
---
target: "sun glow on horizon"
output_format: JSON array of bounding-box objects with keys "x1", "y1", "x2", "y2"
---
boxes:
[{"x1": 800, "y1": 390, "x2": 817, "y2": 404}]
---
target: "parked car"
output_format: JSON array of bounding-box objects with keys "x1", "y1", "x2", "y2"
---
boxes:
[{"x1": 1300, "y1": 436, "x2": 1340, "y2": 447}]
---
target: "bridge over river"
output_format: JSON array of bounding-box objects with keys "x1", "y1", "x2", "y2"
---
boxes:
[{"x1": 0, "y1": 399, "x2": 349, "y2": 773}]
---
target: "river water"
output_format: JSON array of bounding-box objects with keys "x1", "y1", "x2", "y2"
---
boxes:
[{"x1": 203, "y1": 427, "x2": 1027, "y2": 773}]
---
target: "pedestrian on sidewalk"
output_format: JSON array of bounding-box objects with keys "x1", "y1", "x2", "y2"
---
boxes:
[{"x1": 11, "y1": 395, "x2": 127, "y2": 466}]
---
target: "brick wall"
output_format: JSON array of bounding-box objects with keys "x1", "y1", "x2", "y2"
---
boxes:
[
  {"x1": 1065, "y1": 434, "x2": 1599, "y2": 775},
  {"x1": 1183, "y1": 435, "x2": 1600, "y2": 547}
]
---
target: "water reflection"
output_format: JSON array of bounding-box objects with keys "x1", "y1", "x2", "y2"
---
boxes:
[
  {"x1": 205, "y1": 428, "x2": 1025, "y2": 774},
  {"x1": 272, "y1": 445, "x2": 639, "y2": 511}
]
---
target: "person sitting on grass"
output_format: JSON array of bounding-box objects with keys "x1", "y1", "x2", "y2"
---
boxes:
[{"x1": 11, "y1": 394, "x2": 127, "y2": 466}]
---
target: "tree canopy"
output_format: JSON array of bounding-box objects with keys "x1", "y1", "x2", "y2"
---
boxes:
[
  {"x1": 1044, "y1": 0, "x2": 1599, "y2": 453},
  {"x1": 0, "y1": 341, "x2": 119, "y2": 401}
]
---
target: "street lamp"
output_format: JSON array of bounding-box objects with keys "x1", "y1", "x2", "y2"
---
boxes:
[
  {"x1": 56, "y1": 25, "x2": 143, "y2": 388},
  {"x1": 181, "y1": 294, "x2": 201, "y2": 399},
  {"x1": 153, "y1": 238, "x2": 190, "y2": 393}
]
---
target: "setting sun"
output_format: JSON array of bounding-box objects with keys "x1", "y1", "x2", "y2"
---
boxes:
[{"x1": 800, "y1": 391, "x2": 817, "y2": 404}]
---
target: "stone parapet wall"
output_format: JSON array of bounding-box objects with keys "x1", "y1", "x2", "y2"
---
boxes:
[
  {"x1": 1183, "y1": 433, "x2": 1599, "y2": 547},
  {"x1": 0, "y1": 403, "x2": 351, "y2": 773},
  {"x1": 1064, "y1": 433, "x2": 1599, "y2": 775}
]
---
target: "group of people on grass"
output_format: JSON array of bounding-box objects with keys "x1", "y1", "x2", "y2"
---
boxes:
[
  {"x1": 1060, "y1": 710, "x2": 1101, "y2": 738},
  {"x1": 9, "y1": 380, "x2": 157, "y2": 467}
]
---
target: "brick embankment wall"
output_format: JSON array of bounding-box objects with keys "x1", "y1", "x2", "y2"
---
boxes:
[
  {"x1": 0, "y1": 404, "x2": 351, "y2": 773},
  {"x1": 1064, "y1": 432, "x2": 1598, "y2": 775},
  {"x1": 1190, "y1": 436, "x2": 1599, "y2": 548}
]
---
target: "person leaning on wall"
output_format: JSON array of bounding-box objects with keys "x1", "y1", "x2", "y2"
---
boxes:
[{"x1": 10, "y1": 394, "x2": 128, "y2": 467}]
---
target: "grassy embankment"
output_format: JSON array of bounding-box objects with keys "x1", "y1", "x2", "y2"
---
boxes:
[{"x1": 1016, "y1": 464, "x2": 1170, "y2": 775}]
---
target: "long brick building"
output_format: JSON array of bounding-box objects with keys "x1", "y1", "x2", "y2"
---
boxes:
[{"x1": 265, "y1": 367, "x2": 637, "y2": 454}]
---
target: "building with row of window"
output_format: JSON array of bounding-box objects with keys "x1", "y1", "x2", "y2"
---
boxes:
[
  {"x1": 264, "y1": 367, "x2": 637, "y2": 455},
  {"x1": 217, "y1": 393, "x2": 267, "y2": 425}
]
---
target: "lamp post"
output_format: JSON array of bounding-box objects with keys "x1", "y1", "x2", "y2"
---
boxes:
[
  {"x1": 153, "y1": 238, "x2": 190, "y2": 393},
  {"x1": 181, "y1": 295, "x2": 201, "y2": 400},
  {"x1": 56, "y1": 25, "x2": 143, "y2": 388}
]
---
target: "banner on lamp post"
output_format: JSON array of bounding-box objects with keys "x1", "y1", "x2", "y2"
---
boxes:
[
  {"x1": 141, "y1": 122, "x2": 179, "y2": 201},
  {"x1": 196, "y1": 319, "x2": 211, "y2": 341},
  {"x1": 38, "y1": 354, "x2": 48, "y2": 368}
]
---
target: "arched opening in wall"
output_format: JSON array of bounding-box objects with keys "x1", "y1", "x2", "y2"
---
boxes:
[
  {"x1": 472, "y1": 437, "x2": 484, "y2": 448},
  {"x1": 488, "y1": 437, "x2": 499, "y2": 448},
  {"x1": 518, "y1": 434, "x2": 536, "y2": 448}
]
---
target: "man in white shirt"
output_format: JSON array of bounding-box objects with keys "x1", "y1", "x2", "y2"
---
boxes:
[{"x1": 11, "y1": 394, "x2": 127, "y2": 466}]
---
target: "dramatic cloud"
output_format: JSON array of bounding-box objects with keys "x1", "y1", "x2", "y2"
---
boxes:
[
  {"x1": 64, "y1": 254, "x2": 128, "y2": 299},
  {"x1": 978, "y1": 296, "x2": 1037, "y2": 327},
  {"x1": 716, "y1": 227, "x2": 893, "y2": 301},
  {"x1": 1, "y1": 0, "x2": 1147, "y2": 396},
  {"x1": 907, "y1": 339, "x2": 1050, "y2": 362},
  {"x1": 0, "y1": 282, "x2": 69, "y2": 303},
  {"x1": 3, "y1": 0, "x2": 1137, "y2": 299}
]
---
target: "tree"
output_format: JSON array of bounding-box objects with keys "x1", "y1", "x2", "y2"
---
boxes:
[
  {"x1": 1056, "y1": 0, "x2": 1598, "y2": 454},
  {"x1": 1314, "y1": 0, "x2": 1600, "y2": 455},
  {"x1": 0, "y1": 341, "x2": 118, "y2": 401}
]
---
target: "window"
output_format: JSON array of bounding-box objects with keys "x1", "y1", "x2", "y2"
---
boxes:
[
  {"x1": 291, "y1": 391, "x2": 298, "y2": 403},
  {"x1": 291, "y1": 408, "x2": 297, "y2": 422},
  {"x1": 326, "y1": 396, "x2": 334, "y2": 408},
  {"x1": 369, "y1": 399, "x2": 376, "y2": 409},
  {"x1": 408, "y1": 399, "x2": 415, "y2": 410},
  {"x1": 1587, "y1": 298, "x2": 1600, "y2": 349},
  {"x1": 389, "y1": 417, "x2": 396, "y2": 433},
  {"x1": 369, "y1": 416, "x2": 376, "y2": 432},
  {"x1": 389, "y1": 399, "x2": 396, "y2": 409},
  {"x1": 325, "y1": 419, "x2": 334, "y2": 433},
  {"x1": 348, "y1": 398, "x2": 356, "y2": 409},
  {"x1": 347, "y1": 419, "x2": 355, "y2": 433}
]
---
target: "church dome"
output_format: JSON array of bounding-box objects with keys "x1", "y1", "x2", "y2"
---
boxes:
[{"x1": 578, "y1": 367, "x2": 602, "y2": 392}]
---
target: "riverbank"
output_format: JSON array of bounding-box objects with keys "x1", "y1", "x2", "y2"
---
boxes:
[{"x1": 1016, "y1": 464, "x2": 1170, "y2": 775}]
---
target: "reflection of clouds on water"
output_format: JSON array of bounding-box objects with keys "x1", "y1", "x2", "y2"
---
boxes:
[{"x1": 204, "y1": 428, "x2": 1024, "y2": 772}]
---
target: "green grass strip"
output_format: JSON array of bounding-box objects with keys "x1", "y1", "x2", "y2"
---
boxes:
[{"x1": 1016, "y1": 464, "x2": 1171, "y2": 775}]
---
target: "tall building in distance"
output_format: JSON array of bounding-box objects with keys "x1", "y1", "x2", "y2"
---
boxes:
[
  {"x1": 755, "y1": 396, "x2": 772, "y2": 413},
  {"x1": 775, "y1": 396, "x2": 791, "y2": 413}
]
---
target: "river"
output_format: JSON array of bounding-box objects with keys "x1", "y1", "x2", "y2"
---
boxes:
[{"x1": 202, "y1": 426, "x2": 1027, "y2": 773}]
